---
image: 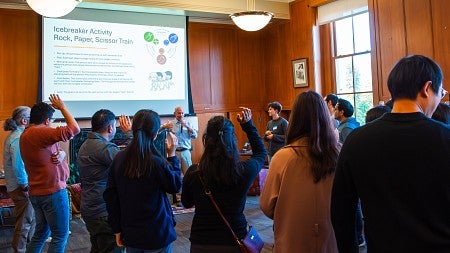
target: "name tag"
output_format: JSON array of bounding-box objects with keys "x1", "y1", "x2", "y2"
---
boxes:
[{"x1": 273, "y1": 126, "x2": 278, "y2": 130}]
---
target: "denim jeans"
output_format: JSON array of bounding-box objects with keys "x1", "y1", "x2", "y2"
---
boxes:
[
  {"x1": 125, "y1": 244, "x2": 172, "y2": 253},
  {"x1": 26, "y1": 188, "x2": 69, "y2": 253}
]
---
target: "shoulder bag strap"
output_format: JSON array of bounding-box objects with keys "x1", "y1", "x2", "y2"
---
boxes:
[{"x1": 198, "y1": 174, "x2": 243, "y2": 247}]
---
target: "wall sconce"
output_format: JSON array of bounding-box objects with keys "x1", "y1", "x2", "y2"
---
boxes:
[
  {"x1": 230, "y1": 0, "x2": 273, "y2": 32},
  {"x1": 27, "y1": 0, "x2": 82, "y2": 17}
]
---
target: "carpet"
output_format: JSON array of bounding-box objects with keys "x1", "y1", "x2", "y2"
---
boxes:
[{"x1": 172, "y1": 206, "x2": 195, "y2": 215}]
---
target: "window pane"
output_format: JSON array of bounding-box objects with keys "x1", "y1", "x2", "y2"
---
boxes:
[
  {"x1": 335, "y1": 17, "x2": 354, "y2": 56},
  {"x1": 335, "y1": 57, "x2": 354, "y2": 94},
  {"x1": 355, "y1": 92, "x2": 373, "y2": 125},
  {"x1": 353, "y1": 13, "x2": 371, "y2": 53},
  {"x1": 338, "y1": 94, "x2": 355, "y2": 108},
  {"x1": 354, "y1": 53, "x2": 372, "y2": 92}
]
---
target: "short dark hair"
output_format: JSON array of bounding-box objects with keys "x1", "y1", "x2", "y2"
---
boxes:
[
  {"x1": 30, "y1": 102, "x2": 55, "y2": 125},
  {"x1": 91, "y1": 109, "x2": 116, "y2": 133},
  {"x1": 336, "y1": 99, "x2": 354, "y2": 118},
  {"x1": 388, "y1": 55, "x2": 443, "y2": 100},
  {"x1": 268, "y1": 101, "x2": 282, "y2": 113},
  {"x1": 365, "y1": 105, "x2": 392, "y2": 123},
  {"x1": 432, "y1": 103, "x2": 450, "y2": 125},
  {"x1": 325, "y1": 94, "x2": 338, "y2": 107}
]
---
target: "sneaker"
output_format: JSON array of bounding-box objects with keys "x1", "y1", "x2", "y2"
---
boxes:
[{"x1": 358, "y1": 235, "x2": 366, "y2": 247}]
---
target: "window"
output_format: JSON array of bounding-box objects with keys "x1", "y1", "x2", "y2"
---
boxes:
[{"x1": 333, "y1": 12, "x2": 373, "y2": 125}]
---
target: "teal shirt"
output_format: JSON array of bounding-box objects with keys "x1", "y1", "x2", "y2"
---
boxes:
[{"x1": 3, "y1": 127, "x2": 28, "y2": 192}]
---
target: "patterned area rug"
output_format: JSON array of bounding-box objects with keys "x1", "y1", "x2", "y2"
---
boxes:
[{"x1": 172, "y1": 206, "x2": 195, "y2": 215}]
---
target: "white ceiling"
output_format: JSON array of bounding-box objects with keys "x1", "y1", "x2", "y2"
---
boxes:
[{"x1": 0, "y1": 0, "x2": 293, "y2": 20}]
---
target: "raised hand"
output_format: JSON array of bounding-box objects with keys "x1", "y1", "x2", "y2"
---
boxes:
[
  {"x1": 165, "y1": 132, "x2": 178, "y2": 157},
  {"x1": 237, "y1": 107, "x2": 252, "y2": 123},
  {"x1": 119, "y1": 115, "x2": 132, "y2": 132},
  {"x1": 48, "y1": 94, "x2": 66, "y2": 111}
]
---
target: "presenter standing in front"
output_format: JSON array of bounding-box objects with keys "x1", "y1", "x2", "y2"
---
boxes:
[{"x1": 161, "y1": 106, "x2": 197, "y2": 206}]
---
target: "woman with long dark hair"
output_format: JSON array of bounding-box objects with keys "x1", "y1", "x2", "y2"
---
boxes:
[
  {"x1": 104, "y1": 109, "x2": 182, "y2": 253},
  {"x1": 181, "y1": 107, "x2": 267, "y2": 253},
  {"x1": 260, "y1": 91, "x2": 341, "y2": 253}
]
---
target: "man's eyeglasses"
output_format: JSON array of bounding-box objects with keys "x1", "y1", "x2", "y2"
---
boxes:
[{"x1": 441, "y1": 87, "x2": 448, "y2": 99}]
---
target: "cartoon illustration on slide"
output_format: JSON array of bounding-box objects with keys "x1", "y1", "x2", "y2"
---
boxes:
[
  {"x1": 148, "y1": 71, "x2": 174, "y2": 91},
  {"x1": 144, "y1": 29, "x2": 179, "y2": 65}
]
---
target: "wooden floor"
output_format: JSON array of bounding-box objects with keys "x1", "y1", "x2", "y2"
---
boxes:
[
  {"x1": 0, "y1": 196, "x2": 274, "y2": 253},
  {"x1": 0, "y1": 196, "x2": 367, "y2": 253}
]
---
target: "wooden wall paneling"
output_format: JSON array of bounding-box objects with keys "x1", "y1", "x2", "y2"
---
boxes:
[
  {"x1": 188, "y1": 23, "x2": 213, "y2": 112},
  {"x1": 262, "y1": 25, "x2": 281, "y2": 104},
  {"x1": 404, "y1": 0, "x2": 434, "y2": 57},
  {"x1": 236, "y1": 30, "x2": 264, "y2": 108},
  {"x1": 0, "y1": 9, "x2": 40, "y2": 119},
  {"x1": 290, "y1": 0, "x2": 317, "y2": 96},
  {"x1": 319, "y1": 23, "x2": 334, "y2": 96},
  {"x1": 209, "y1": 26, "x2": 239, "y2": 111},
  {"x1": 263, "y1": 21, "x2": 294, "y2": 109},
  {"x1": 309, "y1": 0, "x2": 337, "y2": 8},
  {"x1": 431, "y1": 0, "x2": 450, "y2": 95},
  {"x1": 368, "y1": 0, "x2": 382, "y2": 103},
  {"x1": 228, "y1": 109, "x2": 267, "y2": 153},
  {"x1": 372, "y1": 0, "x2": 407, "y2": 100}
]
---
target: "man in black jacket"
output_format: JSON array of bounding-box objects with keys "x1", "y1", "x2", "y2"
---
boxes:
[{"x1": 331, "y1": 55, "x2": 450, "y2": 253}]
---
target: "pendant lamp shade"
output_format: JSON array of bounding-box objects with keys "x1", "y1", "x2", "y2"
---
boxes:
[
  {"x1": 230, "y1": 11, "x2": 274, "y2": 32},
  {"x1": 27, "y1": 0, "x2": 82, "y2": 17}
]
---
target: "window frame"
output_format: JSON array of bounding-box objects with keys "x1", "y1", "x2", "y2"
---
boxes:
[{"x1": 331, "y1": 11, "x2": 373, "y2": 124}]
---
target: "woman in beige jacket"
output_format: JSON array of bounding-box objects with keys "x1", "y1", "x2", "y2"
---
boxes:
[{"x1": 260, "y1": 91, "x2": 340, "y2": 253}]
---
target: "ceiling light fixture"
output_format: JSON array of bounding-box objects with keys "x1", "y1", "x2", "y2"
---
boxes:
[
  {"x1": 27, "y1": 0, "x2": 82, "y2": 18},
  {"x1": 230, "y1": 0, "x2": 273, "y2": 32}
]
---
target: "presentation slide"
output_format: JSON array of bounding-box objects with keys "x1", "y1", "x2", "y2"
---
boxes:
[
  {"x1": 41, "y1": 8, "x2": 192, "y2": 118},
  {"x1": 43, "y1": 18, "x2": 186, "y2": 101}
]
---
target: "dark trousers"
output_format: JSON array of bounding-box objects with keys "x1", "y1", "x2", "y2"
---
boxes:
[
  {"x1": 356, "y1": 200, "x2": 364, "y2": 240},
  {"x1": 8, "y1": 188, "x2": 35, "y2": 253},
  {"x1": 84, "y1": 217, "x2": 121, "y2": 253}
]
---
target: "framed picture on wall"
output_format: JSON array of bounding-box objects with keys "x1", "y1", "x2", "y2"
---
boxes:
[{"x1": 292, "y1": 58, "x2": 308, "y2": 88}]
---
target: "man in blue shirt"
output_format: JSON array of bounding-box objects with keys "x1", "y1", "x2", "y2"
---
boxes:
[
  {"x1": 77, "y1": 109, "x2": 131, "y2": 253},
  {"x1": 162, "y1": 106, "x2": 198, "y2": 175},
  {"x1": 3, "y1": 106, "x2": 35, "y2": 253},
  {"x1": 334, "y1": 98, "x2": 360, "y2": 144},
  {"x1": 161, "y1": 106, "x2": 197, "y2": 206}
]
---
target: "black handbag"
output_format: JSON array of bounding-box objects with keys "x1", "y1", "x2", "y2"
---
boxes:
[{"x1": 199, "y1": 175, "x2": 264, "y2": 253}]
